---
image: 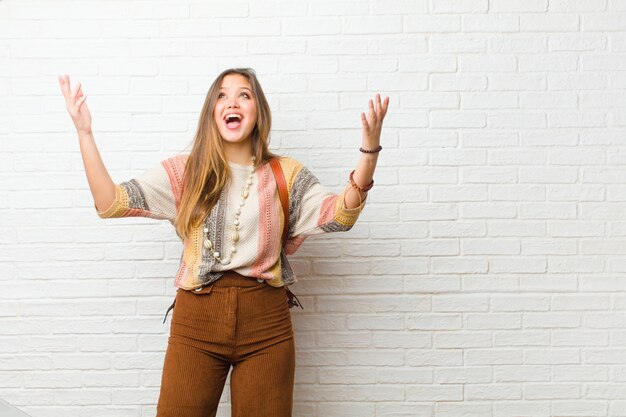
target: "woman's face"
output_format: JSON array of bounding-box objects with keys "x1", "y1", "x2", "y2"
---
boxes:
[{"x1": 213, "y1": 73, "x2": 257, "y2": 148}]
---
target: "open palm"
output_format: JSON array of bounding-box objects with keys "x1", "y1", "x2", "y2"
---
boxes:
[
  {"x1": 58, "y1": 74, "x2": 92, "y2": 135},
  {"x1": 361, "y1": 93, "x2": 389, "y2": 150}
]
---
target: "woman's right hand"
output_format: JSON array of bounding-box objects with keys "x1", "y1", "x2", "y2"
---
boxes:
[{"x1": 58, "y1": 74, "x2": 92, "y2": 135}]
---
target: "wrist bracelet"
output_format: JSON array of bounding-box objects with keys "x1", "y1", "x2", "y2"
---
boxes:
[
  {"x1": 359, "y1": 145, "x2": 382, "y2": 153},
  {"x1": 349, "y1": 170, "x2": 374, "y2": 192}
]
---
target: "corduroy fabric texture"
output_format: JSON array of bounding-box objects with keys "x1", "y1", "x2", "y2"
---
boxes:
[{"x1": 156, "y1": 270, "x2": 295, "y2": 417}]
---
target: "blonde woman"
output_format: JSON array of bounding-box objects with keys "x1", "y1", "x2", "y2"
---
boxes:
[{"x1": 59, "y1": 67, "x2": 389, "y2": 417}]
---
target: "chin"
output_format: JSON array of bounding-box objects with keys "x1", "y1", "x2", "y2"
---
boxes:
[
  {"x1": 220, "y1": 133, "x2": 253, "y2": 144},
  {"x1": 219, "y1": 128, "x2": 253, "y2": 142}
]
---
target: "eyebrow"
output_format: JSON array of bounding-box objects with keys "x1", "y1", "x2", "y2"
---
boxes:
[{"x1": 219, "y1": 86, "x2": 252, "y2": 92}]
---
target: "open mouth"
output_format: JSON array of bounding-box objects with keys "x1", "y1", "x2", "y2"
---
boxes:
[{"x1": 224, "y1": 113, "x2": 243, "y2": 130}]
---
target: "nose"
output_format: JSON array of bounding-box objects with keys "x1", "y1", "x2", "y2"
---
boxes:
[{"x1": 226, "y1": 97, "x2": 239, "y2": 108}]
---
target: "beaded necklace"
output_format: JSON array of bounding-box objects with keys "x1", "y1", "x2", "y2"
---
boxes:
[{"x1": 203, "y1": 155, "x2": 256, "y2": 266}]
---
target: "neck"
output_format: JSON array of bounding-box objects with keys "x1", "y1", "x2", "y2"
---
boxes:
[{"x1": 223, "y1": 140, "x2": 254, "y2": 166}]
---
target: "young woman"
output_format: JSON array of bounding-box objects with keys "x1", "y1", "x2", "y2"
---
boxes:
[{"x1": 59, "y1": 67, "x2": 389, "y2": 417}]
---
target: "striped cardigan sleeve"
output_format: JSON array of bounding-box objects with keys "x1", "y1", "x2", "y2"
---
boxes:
[
  {"x1": 95, "y1": 155, "x2": 186, "y2": 224},
  {"x1": 284, "y1": 161, "x2": 367, "y2": 255}
]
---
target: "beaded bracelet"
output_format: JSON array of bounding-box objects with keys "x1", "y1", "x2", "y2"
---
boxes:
[
  {"x1": 359, "y1": 145, "x2": 382, "y2": 153},
  {"x1": 349, "y1": 170, "x2": 374, "y2": 193}
]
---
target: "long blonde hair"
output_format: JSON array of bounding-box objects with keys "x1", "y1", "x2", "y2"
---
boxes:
[{"x1": 175, "y1": 67, "x2": 277, "y2": 240}]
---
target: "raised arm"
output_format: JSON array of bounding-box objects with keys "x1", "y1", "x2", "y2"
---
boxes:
[
  {"x1": 344, "y1": 93, "x2": 389, "y2": 209},
  {"x1": 58, "y1": 74, "x2": 115, "y2": 213}
]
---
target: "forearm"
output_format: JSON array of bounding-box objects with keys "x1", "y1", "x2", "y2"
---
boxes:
[
  {"x1": 77, "y1": 131, "x2": 116, "y2": 212},
  {"x1": 343, "y1": 152, "x2": 378, "y2": 209}
]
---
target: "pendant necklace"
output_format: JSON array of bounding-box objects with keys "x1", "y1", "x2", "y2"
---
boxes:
[{"x1": 203, "y1": 155, "x2": 256, "y2": 266}]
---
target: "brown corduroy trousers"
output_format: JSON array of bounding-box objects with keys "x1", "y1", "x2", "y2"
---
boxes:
[{"x1": 156, "y1": 271, "x2": 296, "y2": 417}]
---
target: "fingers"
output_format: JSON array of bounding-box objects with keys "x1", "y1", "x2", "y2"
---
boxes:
[
  {"x1": 74, "y1": 82, "x2": 87, "y2": 110},
  {"x1": 368, "y1": 98, "x2": 377, "y2": 121},
  {"x1": 58, "y1": 74, "x2": 89, "y2": 116},
  {"x1": 377, "y1": 94, "x2": 389, "y2": 117},
  {"x1": 366, "y1": 94, "x2": 388, "y2": 121},
  {"x1": 59, "y1": 74, "x2": 69, "y2": 99},
  {"x1": 71, "y1": 81, "x2": 81, "y2": 101},
  {"x1": 59, "y1": 74, "x2": 77, "y2": 109},
  {"x1": 360, "y1": 112, "x2": 369, "y2": 131},
  {"x1": 362, "y1": 93, "x2": 388, "y2": 138},
  {"x1": 370, "y1": 93, "x2": 389, "y2": 123},
  {"x1": 58, "y1": 74, "x2": 82, "y2": 100},
  {"x1": 76, "y1": 95, "x2": 87, "y2": 110},
  {"x1": 60, "y1": 74, "x2": 72, "y2": 97},
  {"x1": 375, "y1": 93, "x2": 389, "y2": 118}
]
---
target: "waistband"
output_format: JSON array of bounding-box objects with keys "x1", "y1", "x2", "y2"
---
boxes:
[
  {"x1": 199, "y1": 271, "x2": 267, "y2": 288},
  {"x1": 163, "y1": 272, "x2": 274, "y2": 323}
]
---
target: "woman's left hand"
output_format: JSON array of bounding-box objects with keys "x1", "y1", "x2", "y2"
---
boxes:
[{"x1": 361, "y1": 93, "x2": 389, "y2": 150}]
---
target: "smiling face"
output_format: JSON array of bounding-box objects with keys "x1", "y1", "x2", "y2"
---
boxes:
[{"x1": 213, "y1": 73, "x2": 258, "y2": 150}]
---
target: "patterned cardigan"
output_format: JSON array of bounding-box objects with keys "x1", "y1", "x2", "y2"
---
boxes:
[{"x1": 96, "y1": 155, "x2": 367, "y2": 290}]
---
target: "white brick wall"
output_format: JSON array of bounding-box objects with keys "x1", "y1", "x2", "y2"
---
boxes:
[{"x1": 2, "y1": 0, "x2": 626, "y2": 416}]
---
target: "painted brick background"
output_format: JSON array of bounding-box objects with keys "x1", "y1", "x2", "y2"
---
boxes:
[{"x1": 2, "y1": 0, "x2": 626, "y2": 416}]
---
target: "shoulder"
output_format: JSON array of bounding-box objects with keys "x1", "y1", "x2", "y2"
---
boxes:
[
  {"x1": 271, "y1": 155, "x2": 320, "y2": 192},
  {"x1": 163, "y1": 153, "x2": 190, "y2": 168},
  {"x1": 273, "y1": 155, "x2": 302, "y2": 170},
  {"x1": 273, "y1": 155, "x2": 305, "y2": 180},
  {"x1": 160, "y1": 153, "x2": 189, "y2": 188}
]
